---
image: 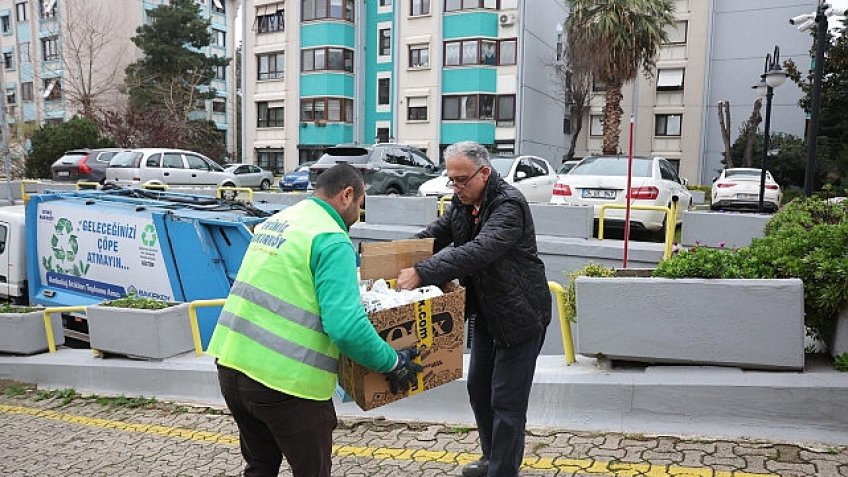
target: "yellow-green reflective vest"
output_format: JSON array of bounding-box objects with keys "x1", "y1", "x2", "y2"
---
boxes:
[{"x1": 207, "y1": 199, "x2": 343, "y2": 400}]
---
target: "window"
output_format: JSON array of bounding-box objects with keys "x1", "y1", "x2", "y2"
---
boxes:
[
  {"x1": 444, "y1": 42, "x2": 460, "y2": 66},
  {"x1": 407, "y1": 97, "x2": 427, "y2": 120},
  {"x1": 462, "y1": 40, "x2": 478, "y2": 64},
  {"x1": 5, "y1": 87, "x2": 15, "y2": 105},
  {"x1": 213, "y1": 29, "x2": 225, "y2": 48},
  {"x1": 665, "y1": 20, "x2": 687, "y2": 44},
  {"x1": 163, "y1": 153, "x2": 185, "y2": 168},
  {"x1": 589, "y1": 115, "x2": 603, "y2": 136},
  {"x1": 495, "y1": 94, "x2": 514, "y2": 125},
  {"x1": 21, "y1": 82, "x2": 32, "y2": 101},
  {"x1": 445, "y1": 0, "x2": 498, "y2": 11},
  {"x1": 214, "y1": 64, "x2": 226, "y2": 80},
  {"x1": 408, "y1": 44, "x2": 429, "y2": 68},
  {"x1": 257, "y1": 9, "x2": 284, "y2": 33},
  {"x1": 258, "y1": 52, "x2": 285, "y2": 79},
  {"x1": 1, "y1": 15, "x2": 10, "y2": 34},
  {"x1": 145, "y1": 153, "x2": 160, "y2": 168},
  {"x1": 376, "y1": 127, "x2": 390, "y2": 143},
  {"x1": 444, "y1": 38, "x2": 517, "y2": 66},
  {"x1": 378, "y1": 78, "x2": 390, "y2": 105},
  {"x1": 657, "y1": 68, "x2": 684, "y2": 91},
  {"x1": 212, "y1": 0, "x2": 225, "y2": 13},
  {"x1": 3, "y1": 52, "x2": 13, "y2": 70},
  {"x1": 212, "y1": 100, "x2": 226, "y2": 113},
  {"x1": 380, "y1": 0, "x2": 392, "y2": 5},
  {"x1": 379, "y1": 29, "x2": 391, "y2": 56},
  {"x1": 42, "y1": 36, "x2": 59, "y2": 61},
  {"x1": 185, "y1": 154, "x2": 211, "y2": 171},
  {"x1": 43, "y1": 79, "x2": 61, "y2": 100},
  {"x1": 592, "y1": 79, "x2": 606, "y2": 92},
  {"x1": 302, "y1": 0, "x2": 354, "y2": 21},
  {"x1": 17, "y1": 42, "x2": 29, "y2": 63},
  {"x1": 0, "y1": 225, "x2": 6, "y2": 254},
  {"x1": 14, "y1": 2, "x2": 26, "y2": 22},
  {"x1": 301, "y1": 47, "x2": 352, "y2": 72},
  {"x1": 300, "y1": 97, "x2": 353, "y2": 123},
  {"x1": 411, "y1": 0, "x2": 430, "y2": 15},
  {"x1": 40, "y1": 0, "x2": 57, "y2": 18},
  {"x1": 256, "y1": 149, "x2": 284, "y2": 173},
  {"x1": 655, "y1": 114, "x2": 682, "y2": 136},
  {"x1": 498, "y1": 39, "x2": 516, "y2": 65},
  {"x1": 257, "y1": 101, "x2": 285, "y2": 128},
  {"x1": 480, "y1": 40, "x2": 496, "y2": 66},
  {"x1": 194, "y1": 98, "x2": 207, "y2": 111}
]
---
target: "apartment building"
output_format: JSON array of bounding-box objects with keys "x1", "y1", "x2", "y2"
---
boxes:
[
  {"x1": 242, "y1": 0, "x2": 568, "y2": 173},
  {"x1": 573, "y1": 0, "x2": 815, "y2": 185},
  {"x1": 0, "y1": 0, "x2": 239, "y2": 155}
]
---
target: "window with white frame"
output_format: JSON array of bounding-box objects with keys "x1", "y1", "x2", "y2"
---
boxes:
[
  {"x1": 411, "y1": 0, "x2": 430, "y2": 16},
  {"x1": 378, "y1": 78, "x2": 390, "y2": 105},
  {"x1": 213, "y1": 29, "x2": 225, "y2": 48},
  {"x1": 14, "y1": 2, "x2": 26, "y2": 22},
  {"x1": 665, "y1": 20, "x2": 687, "y2": 44},
  {"x1": 409, "y1": 44, "x2": 429, "y2": 68},
  {"x1": 407, "y1": 97, "x2": 427, "y2": 120},
  {"x1": 212, "y1": 99, "x2": 226, "y2": 113},
  {"x1": 258, "y1": 52, "x2": 285, "y2": 79},
  {"x1": 656, "y1": 68, "x2": 684, "y2": 91},
  {"x1": 302, "y1": 0, "x2": 354, "y2": 22},
  {"x1": 379, "y1": 28, "x2": 391, "y2": 56},
  {"x1": 256, "y1": 8, "x2": 284, "y2": 33},
  {"x1": 655, "y1": 114, "x2": 682, "y2": 136},
  {"x1": 21, "y1": 82, "x2": 32, "y2": 101},
  {"x1": 6, "y1": 86, "x2": 15, "y2": 105},
  {"x1": 589, "y1": 115, "x2": 603, "y2": 136},
  {"x1": 1, "y1": 15, "x2": 10, "y2": 34},
  {"x1": 41, "y1": 36, "x2": 59, "y2": 61},
  {"x1": 3, "y1": 51, "x2": 13, "y2": 70},
  {"x1": 257, "y1": 101, "x2": 285, "y2": 128},
  {"x1": 214, "y1": 64, "x2": 226, "y2": 81},
  {"x1": 40, "y1": 0, "x2": 57, "y2": 19},
  {"x1": 211, "y1": 0, "x2": 225, "y2": 14},
  {"x1": 43, "y1": 78, "x2": 61, "y2": 100}
]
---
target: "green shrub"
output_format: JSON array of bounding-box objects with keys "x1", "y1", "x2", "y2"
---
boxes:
[{"x1": 102, "y1": 293, "x2": 172, "y2": 310}]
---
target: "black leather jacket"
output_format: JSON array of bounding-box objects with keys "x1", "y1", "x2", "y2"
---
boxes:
[{"x1": 414, "y1": 174, "x2": 551, "y2": 347}]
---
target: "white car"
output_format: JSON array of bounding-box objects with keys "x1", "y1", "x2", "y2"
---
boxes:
[
  {"x1": 417, "y1": 155, "x2": 558, "y2": 203},
  {"x1": 224, "y1": 164, "x2": 274, "y2": 190},
  {"x1": 711, "y1": 168, "x2": 782, "y2": 212},
  {"x1": 106, "y1": 148, "x2": 238, "y2": 188},
  {"x1": 549, "y1": 155, "x2": 692, "y2": 232}
]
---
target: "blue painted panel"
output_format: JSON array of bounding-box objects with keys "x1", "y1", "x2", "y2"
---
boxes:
[
  {"x1": 443, "y1": 12, "x2": 498, "y2": 39},
  {"x1": 300, "y1": 73, "x2": 354, "y2": 97},
  {"x1": 22, "y1": 102, "x2": 35, "y2": 120},
  {"x1": 301, "y1": 22, "x2": 355, "y2": 48},
  {"x1": 442, "y1": 68, "x2": 497, "y2": 93},
  {"x1": 440, "y1": 122, "x2": 496, "y2": 145},
  {"x1": 300, "y1": 123, "x2": 353, "y2": 145}
]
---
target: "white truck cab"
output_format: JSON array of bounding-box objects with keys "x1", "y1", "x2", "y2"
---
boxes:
[{"x1": 0, "y1": 205, "x2": 27, "y2": 303}]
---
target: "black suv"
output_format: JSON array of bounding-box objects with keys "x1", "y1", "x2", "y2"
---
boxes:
[{"x1": 309, "y1": 144, "x2": 440, "y2": 195}]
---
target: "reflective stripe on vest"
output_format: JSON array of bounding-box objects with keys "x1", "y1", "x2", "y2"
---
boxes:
[{"x1": 229, "y1": 280, "x2": 324, "y2": 334}]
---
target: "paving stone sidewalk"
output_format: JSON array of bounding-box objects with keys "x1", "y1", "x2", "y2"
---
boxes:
[{"x1": 0, "y1": 381, "x2": 845, "y2": 477}]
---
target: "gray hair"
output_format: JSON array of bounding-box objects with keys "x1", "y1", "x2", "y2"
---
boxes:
[{"x1": 443, "y1": 141, "x2": 491, "y2": 167}]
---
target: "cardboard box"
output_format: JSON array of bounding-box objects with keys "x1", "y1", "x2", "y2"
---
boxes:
[{"x1": 339, "y1": 239, "x2": 465, "y2": 411}]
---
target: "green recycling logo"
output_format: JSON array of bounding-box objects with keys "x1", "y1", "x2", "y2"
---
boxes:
[
  {"x1": 44, "y1": 217, "x2": 89, "y2": 276},
  {"x1": 141, "y1": 224, "x2": 157, "y2": 247}
]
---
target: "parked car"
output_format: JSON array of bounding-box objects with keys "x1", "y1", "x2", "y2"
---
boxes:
[
  {"x1": 105, "y1": 148, "x2": 238, "y2": 188},
  {"x1": 417, "y1": 155, "x2": 558, "y2": 203},
  {"x1": 558, "y1": 159, "x2": 581, "y2": 175},
  {"x1": 50, "y1": 148, "x2": 128, "y2": 183},
  {"x1": 309, "y1": 144, "x2": 439, "y2": 195},
  {"x1": 711, "y1": 168, "x2": 782, "y2": 212},
  {"x1": 223, "y1": 164, "x2": 274, "y2": 190},
  {"x1": 550, "y1": 155, "x2": 692, "y2": 232},
  {"x1": 279, "y1": 162, "x2": 314, "y2": 192}
]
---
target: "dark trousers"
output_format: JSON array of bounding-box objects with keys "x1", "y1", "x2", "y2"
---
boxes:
[
  {"x1": 217, "y1": 364, "x2": 337, "y2": 477},
  {"x1": 467, "y1": 320, "x2": 545, "y2": 477}
]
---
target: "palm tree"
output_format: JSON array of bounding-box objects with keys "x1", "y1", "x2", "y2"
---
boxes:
[{"x1": 566, "y1": 0, "x2": 675, "y2": 155}]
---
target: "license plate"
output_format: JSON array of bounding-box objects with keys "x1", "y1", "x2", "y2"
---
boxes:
[
  {"x1": 56, "y1": 171, "x2": 70, "y2": 177},
  {"x1": 738, "y1": 193, "x2": 759, "y2": 200},
  {"x1": 582, "y1": 188, "x2": 616, "y2": 199}
]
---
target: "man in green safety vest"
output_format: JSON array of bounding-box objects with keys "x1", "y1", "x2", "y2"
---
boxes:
[{"x1": 207, "y1": 163, "x2": 422, "y2": 477}]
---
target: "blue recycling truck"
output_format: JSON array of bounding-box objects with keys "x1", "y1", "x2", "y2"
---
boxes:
[{"x1": 25, "y1": 188, "x2": 281, "y2": 347}]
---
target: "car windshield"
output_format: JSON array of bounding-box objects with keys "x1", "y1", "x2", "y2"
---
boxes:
[
  {"x1": 109, "y1": 151, "x2": 143, "y2": 168},
  {"x1": 570, "y1": 156, "x2": 652, "y2": 177},
  {"x1": 490, "y1": 158, "x2": 515, "y2": 176},
  {"x1": 725, "y1": 169, "x2": 761, "y2": 178},
  {"x1": 316, "y1": 147, "x2": 370, "y2": 165}
]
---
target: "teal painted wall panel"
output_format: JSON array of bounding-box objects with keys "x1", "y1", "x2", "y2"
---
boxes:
[
  {"x1": 440, "y1": 123, "x2": 496, "y2": 144},
  {"x1": 443, "y1": 12, "x2": 498, "y2": 39},
  {"x1": 300, "y1": 23, "x2": 355, "y2": 48},
  {"x1": 300, "y1": 123, "x2": 353, "y2": 145},
  {"x1": 442, "y1": 68, "x2": 497, "y2": 93},
  {"x1": 300, "y1": 73, "x2": 354, "y2": 97}
]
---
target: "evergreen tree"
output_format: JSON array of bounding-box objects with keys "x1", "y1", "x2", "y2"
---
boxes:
[{"x1": 25, "y1": 117, "x2": 115, "y2": 178}]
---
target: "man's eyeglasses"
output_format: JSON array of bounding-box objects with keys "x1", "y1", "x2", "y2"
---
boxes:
[{"x1": 446, "y1": 166, "x2": 485, "y2": 188}]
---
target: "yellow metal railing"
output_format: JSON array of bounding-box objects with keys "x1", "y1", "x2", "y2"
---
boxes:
[
  {"x1": 76, "y1": 181, "x2": 99, "y2": 190},
  {"x1": 217, "y1": 186, "x2": 254, "y2": 202},
  {"x1": 437, "y1": 194, "x2": 453, "y2": 216},
  {"x1": 548, "y1": 282, "x2": 576, "y2": 365},
  {"x1": 597, "y1": 200, "x2": 679, "y2": 260},
  {"x1": 21, "y1": 179, "x2": 39, "y2": 205},
  {"x1": 42, "y1": 306, "x2": 88, "y2": 353},
  {"x1": 188, "y1": 299, "x2": 226, "y2": 356}
]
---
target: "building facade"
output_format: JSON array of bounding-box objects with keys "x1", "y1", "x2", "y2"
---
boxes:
[
  {"x1": 243, "y1": 0, "x2": 568, "y2": 173},
  {"x1": 573, "y1": 0, "x2": 816, "y2": 185},
  {"x1": 0, "y1": 0, "x2": 239, "y2": 155}
]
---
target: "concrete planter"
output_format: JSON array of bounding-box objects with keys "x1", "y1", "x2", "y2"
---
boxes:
[
  {"x1": 0, "y1": 309, "x2": 63, "y2": 354},
  {"x1": 829, "y1": 305, "x2": 848, "y2": 358},
  {"x1": 575, "y1": 277, "x2": 805, "y2": 370},
  {"x1": 87, "y1": 303, "x2": 193, "y2": 359},
  {"x1": 680, "y1": 211, "x2": 770, "y2": 248}
]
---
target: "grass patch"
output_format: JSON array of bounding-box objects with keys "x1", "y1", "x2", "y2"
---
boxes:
[
  {"x1": 33, "y1": 388, "x2": 80, "y2": 405},
  {"x1": 90, "y1": 394, "x2": 158, "y2": 409}
]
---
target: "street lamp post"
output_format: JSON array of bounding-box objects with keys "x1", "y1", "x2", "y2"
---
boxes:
[{"x1": 752, "y1": 46, "x2": 787, "y2": 213}]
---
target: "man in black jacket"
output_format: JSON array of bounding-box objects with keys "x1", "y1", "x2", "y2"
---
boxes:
[{"x1": 397, "y1": 141, "x2": 551, "y2": 477}]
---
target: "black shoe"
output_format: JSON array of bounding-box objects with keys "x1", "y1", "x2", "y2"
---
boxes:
[{"x1": 461, "y1": 459, "x2": 489, "y2": 477}]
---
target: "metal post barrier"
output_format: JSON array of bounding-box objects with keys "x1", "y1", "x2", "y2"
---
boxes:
[
  {"x1": 217, "y1": 186, "x2": 254, "y2": 202},
  {"x1": 141, "y1": 182, "x2": 169, "y2": 191},
  {"x1": 42, "y1": 306, "x2": 88, "y2": 353},
  {"x1": 437, "y1": 194, "x2": 453, "y2": 216},
  {"x1": 75, "y1": 181, "x2": 99, "y2": 190},
  {"x1": 663, "y1": 198, "x2": 679, "y2": 259},
  {"x1": 20, "y1": 179, "x2": 39, "y2": 205},
  {"x1": 547, "y1": 282, "x2": 576, "y2": 365},
  {"x1": 188, "y1": 299, "x2": 226, "y2": 356},
  {"x1": 597, "y1": 203, "x2": 675, "y2": 260}
]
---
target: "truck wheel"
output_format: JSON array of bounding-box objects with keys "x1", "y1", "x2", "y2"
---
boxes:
[
  {"x1": 260, "y1": 179, "x2": 271, "y2": 191},
  {"x1": 385, "y1": 186, "x2": 402, "y2": 196}
]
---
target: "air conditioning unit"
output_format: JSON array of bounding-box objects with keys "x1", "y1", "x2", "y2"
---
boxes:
[{"x1": 499, "y1": 13, "x2": 516, "y2": 26}]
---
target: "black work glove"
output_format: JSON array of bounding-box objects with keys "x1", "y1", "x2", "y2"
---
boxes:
[{"x1": 384, "y1": 347, "x2": 423, "y2": 394}]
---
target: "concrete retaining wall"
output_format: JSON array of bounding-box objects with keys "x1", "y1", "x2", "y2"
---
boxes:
[
  {"x1": 575, "y1": 277, "x2": 805, "y2": 370},
  {"x1": 364, "y1": 196, "x2": 437, "y2": 226},
  {"x1": 681, "y1": 211, "x2": 770, "y2": 248},
  {"x1": 529, "y1": 204, "x2": 593, "y2": 239}
]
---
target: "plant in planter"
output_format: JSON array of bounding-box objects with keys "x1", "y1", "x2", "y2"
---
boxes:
[
  {"x1": 0, "y1": 303, "x2": 61, "y2": 354},
  {"x1": 87, "y1": 293, "x2": 193, "y2": 359}
]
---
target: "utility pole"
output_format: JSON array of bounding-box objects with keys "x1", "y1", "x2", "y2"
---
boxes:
[{"x1": 804, "y1": 2, "x2": 828, "y2": 197}]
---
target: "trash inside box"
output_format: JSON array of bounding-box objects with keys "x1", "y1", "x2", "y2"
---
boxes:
[{"x1": 339, "y1": 239, "x2": 465, "y2": 411}]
